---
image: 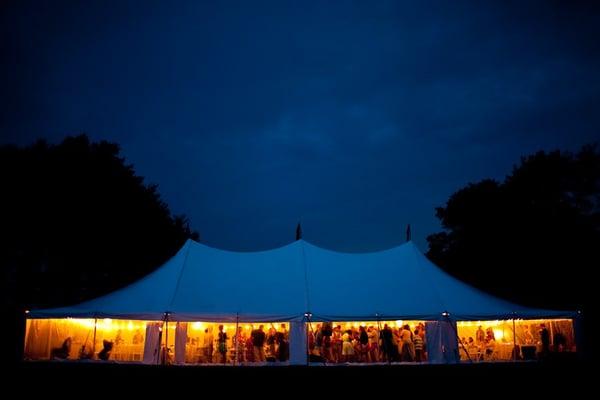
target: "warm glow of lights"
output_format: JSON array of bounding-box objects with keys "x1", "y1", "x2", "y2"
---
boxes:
[
  {"x1": 493, "y1": 329, "x2": 504, "y2": 341},
  {"x1": 395, "y1": 320, "x2": 403, "y2": 327},
  {"x1": 99, "y1": 318, "x2": 113, "y2": 331},
  {"x1": 83, "y1": 319, "x2": 95, "y2": 329},
  {"x1": 192, "y1": 322, "x2": 203, "y2": 330},
  {"x1": 245, "y1": 325, "x2": 251, "y2": 330},
  {"x1": 127, "y1": 321, "x2": 134, "y2": 331}
]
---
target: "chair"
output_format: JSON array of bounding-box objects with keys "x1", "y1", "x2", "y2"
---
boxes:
[
  {"x1": 483, "y1": 342, "x2": 497, "y2": 361},
  {"x1": 467, "y1": 346, "x2": 481, "y2": 362}
]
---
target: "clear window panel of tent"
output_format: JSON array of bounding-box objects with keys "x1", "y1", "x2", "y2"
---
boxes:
[
  {"x1": 456, "y1": 318, "x2": 575, "y2": 362},
  {"x1": 307, "y1": 320, "x2": 429, "y2": 363},
  {"x1": 24, "y1": 318, "x2": 160, "y2": 362},
  {"x1": 94, "y1": 319, "x2": 151, "y2": 362},
  {"x1": 181, "y1": 321, "x2": 290, "y2": 364},
  {"x1": 24, "y1": 318, "x2": 95, "y2": 360}
]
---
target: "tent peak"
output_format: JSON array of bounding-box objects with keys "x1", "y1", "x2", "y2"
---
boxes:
[{"x1": 184, "y1": 238, "x2": 415, "y2": 255}]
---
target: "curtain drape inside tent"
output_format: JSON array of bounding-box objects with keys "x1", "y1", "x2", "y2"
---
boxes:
[
  {"x1": 143, "y1": 322, "x2": 162, "y2": 364},
  {"x1": 24, "y1": 320, "x2": 51, "y2": 359},
  {"x1": 175, "y1": 322, "x2": 187, "y2": 365},
  {"x1": 289, "y1": 321, "x2": 307, "y2": 365},
  {"x1": 426, "y1": 320, "x2": 459, "y2": 364}
]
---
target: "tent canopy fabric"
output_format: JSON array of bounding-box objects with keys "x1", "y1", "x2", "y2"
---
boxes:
[{"x1": 30, "y1": 239, "x2": 575, "y2": 321}]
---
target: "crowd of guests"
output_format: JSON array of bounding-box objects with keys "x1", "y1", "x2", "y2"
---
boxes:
[
  {"x1": 459, "y1": 326, "x2": 498, "y2": 360},
  {"x1": 47, "y1": 320, "x2": 572, "y2": 364},
  {"x1": 199, "y1": 324, "x2": 290, "y2": 363},
  {"x1": 308, "y1": 322, "x2": 427, "y2": 363}
]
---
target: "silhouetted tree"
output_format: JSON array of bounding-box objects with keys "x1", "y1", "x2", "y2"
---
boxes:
[
  {"x1": 0, "y1": 134, "x2": 199, "y2": 312},
  {"x1": 427, "y1": 145, "x2": 599, "y2": 313}
]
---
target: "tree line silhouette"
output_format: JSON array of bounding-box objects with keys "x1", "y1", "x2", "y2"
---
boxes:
[
  {"x1": 427, "y1": 145, "x2": 599, "y2": 315},
  {"x1": 0, "y1": 135, "x2": 198, "y2": 314}
]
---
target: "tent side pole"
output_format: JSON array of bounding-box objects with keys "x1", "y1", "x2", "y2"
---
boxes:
[
  {"x1": 305, "y1": 313, "x2": 311, "y2": 366},
  {"x1": 305, "y1": 316, "x2": 309, "y2": 366},
  {"x1": 512, "y1": 318, "x2": 517, "y2": 361},
  {"x1": 164, "y1": 313, "x2": 169, "y2": 366},
  {"x1": 574, "y1": 312, "x2": 584, "y2": 360},
  {"x1": 92, "y1": 317, "x2": 97, "y2": 358},
  {"x1": 47, "y1": 320, "x2": 53, "y2": 358},
  {"x1": 156, "y1": 322, "x2": 163, "y2": 365},
  {"x1": 235, "y1": 313, "x2": 239, "y2": 366}
]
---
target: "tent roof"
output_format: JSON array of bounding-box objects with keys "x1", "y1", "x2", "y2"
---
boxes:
[{"x1": 30, "y1": 239, "x2": 575, "y2": 321}]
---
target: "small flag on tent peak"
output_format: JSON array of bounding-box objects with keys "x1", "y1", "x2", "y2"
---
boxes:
[
  {"x1": 406, "y1": 224, "x2": 411, "y2": 242},
  {"x1": 296, "y1": 223, "x2": 303, "y2": 241}
]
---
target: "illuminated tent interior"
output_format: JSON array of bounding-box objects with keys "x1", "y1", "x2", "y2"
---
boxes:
[{"x1": 25, "y1": 239, "x2": 579, "y2": 364}]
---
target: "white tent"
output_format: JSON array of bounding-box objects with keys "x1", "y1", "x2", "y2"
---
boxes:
[
  {"x1": 30, "y1": 239, "x2": 572, "y2": 321},
  {"x1": 28, "y1": 239, "x2": 577, "y2": 364}
]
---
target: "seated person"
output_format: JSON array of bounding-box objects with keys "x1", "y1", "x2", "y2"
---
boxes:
[
  {"x1": 165, "y1": 345, "x2": 174, "y2": 365},
  {"x1": 51, "y1": 337, "x2": 72, "y2": 359},
  {"x1": 98, "y1": 340, "x2": 114, "y2": 361},
  {"x1": 484, "y1": 338, "x2": 496, "y2": 359},
  {"x1": 467, "y1": 337, "x2": 479, "y2": 353},
  {"x1": 553, "y1": 332, "x2": 567, "y2": 352}
]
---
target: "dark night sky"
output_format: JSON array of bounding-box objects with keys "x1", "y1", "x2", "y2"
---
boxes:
[{"x1": 1, "y1": 1, "x2": 599, "y2": 252}]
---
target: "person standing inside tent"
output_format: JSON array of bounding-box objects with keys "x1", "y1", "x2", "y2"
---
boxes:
[
  {"x1": 400, "y1": 324, "x2": 414, "y2": 362},
  {"x1": 476, "y1": 325, "x2": 485, "y2": 358},
  {"x1": 380, "y1": 324, "x2": 396, "y2": 362},
  {"x1": 367, "y1": 326, "x2": 379, "y2": 363},
  {"x1": 341, "y1": 329, "x2": 355, "y2": 363},
  {"x1": 539, "y1": 323, "x2": 550, "y2": 358},
  {"x1": 266, "y1": 326, "x2": 277, "y2": 360},
  {"x1": 233, "y1": 326, "x2": 246, "y2": 362},
  {"x1": 251, "y1": 325, "x2": 266, "y2": 362},
  {"x1": 203, "y1": 327, "x2": 214, "y2": 363},
  {"x1": 484, "y1": 327, "x2": 496, "y2": 360},
  {"x1": 279, "y1": 324, "x2": 288, "y2": 341},
  {"x1": 476, "y1": 325, "x2": 485, "y2": 345},
  {"x1": 332, "y1": 325, "x2": 343, "y2": 363},
  {"x1": 217, "y1": 325, "x2": 227, "y2": 363},
  {"x1": 413, "y1": 328, "x2": 424, "y2": 362}
]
